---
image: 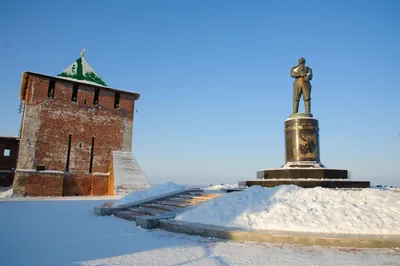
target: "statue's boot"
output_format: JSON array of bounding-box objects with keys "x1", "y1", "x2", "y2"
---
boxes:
[
  {"x1": 305, "y1": 101, "x2": 311, "y2": 113},
  {"x1": 293, "y1": 101, "x2": 299, "y2": 113}
]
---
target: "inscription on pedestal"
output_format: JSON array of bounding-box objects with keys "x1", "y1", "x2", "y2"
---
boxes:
[{"x1": 285, "y1": 118, "x2": 320, "y2": 163}]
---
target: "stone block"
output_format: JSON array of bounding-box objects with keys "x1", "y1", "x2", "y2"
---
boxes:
[{"x1": 136, "y1": 216, "x2": 161, "y2": 229}]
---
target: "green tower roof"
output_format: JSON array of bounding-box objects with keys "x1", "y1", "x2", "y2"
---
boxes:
[{"x1": 57, "y1": 49, "x2": 107, "y2": 86}]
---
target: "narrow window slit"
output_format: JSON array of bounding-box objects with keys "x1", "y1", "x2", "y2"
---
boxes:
[
  {"x1": 66, "y1": 134, "x2": 72, "y2": 172},
  {"x1": 94, "y1": 88, "x2": 99, "y2": 105},
  {"x1": 89, "y1": 137, "x2": 94, "y2": 173},
  {"x1": 72, "y1": 84, "x2": 78, "y2": 102},
  {"x1": 114, "y1": 92, "x2": 120, "y2": 109},
  {"x1": 48, "y1": 80, "x2": 55, "y2": 98}
]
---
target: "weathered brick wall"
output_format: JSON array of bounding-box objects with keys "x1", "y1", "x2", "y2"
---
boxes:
[
  {"x1": 13, "y1": 73, "x2": 137, "y2": 196},
  {"x1": 92, "y1": 173, "x2": 109, "y2": 196},
  {"x1": 63, "y1": 174, "x2": 93, "y2": 196},
  {"x1": 61, "y1": 173, "x2": 110, "y2": 196},
  {"x1": 13, "y1": 170, "x2": 64, "y2": 197},
  {"x1": 17, "y1": 76, "x2": 40, "y2": 169}
]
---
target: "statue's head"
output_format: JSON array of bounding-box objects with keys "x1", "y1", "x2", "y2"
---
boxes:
[{"x1": 298, "y1": 57, "x2": 306, "y2": 65}]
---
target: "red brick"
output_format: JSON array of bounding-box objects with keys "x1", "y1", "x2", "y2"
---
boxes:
[
  {"x1": 24, "y1": 173, "x2": 64, "y2": 196},
  {"x1": 92, "y1": 174, "x2": 109, "y2": 195}
]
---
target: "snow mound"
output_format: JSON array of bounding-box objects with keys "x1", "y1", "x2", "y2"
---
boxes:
[
  {"x1": 114, "y1": 182, "x2": 185, "y2": 206},
  {"x1": 175, "y1": 185, "x2": 400, "y2": 235},
  {"x1": 205, "y1": 184, "x2": 239, "y2": 190}
]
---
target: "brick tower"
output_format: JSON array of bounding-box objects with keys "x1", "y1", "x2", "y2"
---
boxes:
[{"x1": 12, "y1": 51, "x2": 149, "y2": 196}]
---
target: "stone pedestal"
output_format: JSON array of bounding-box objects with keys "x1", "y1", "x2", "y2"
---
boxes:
[
  {"x1": 240, "y1": 113, "x2": 370, "y2": 189},
  {"x1": 283, "y1": 115, "x2": 324, "y2": 168},
  {"x1": 256, "y1": 168, "x2": 348, "y2": 179}
]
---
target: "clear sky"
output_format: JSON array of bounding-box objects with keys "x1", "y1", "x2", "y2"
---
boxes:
[{"x1": 1, "y1": 0, "x2": 399, "y2": 186}]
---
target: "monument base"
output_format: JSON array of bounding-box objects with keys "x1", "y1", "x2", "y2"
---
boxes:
[
  {"x1": 242, "y1": 168, "x2": 370, "y2": 189},
  {"x1": 239, "y1": 179, "x2": 370, "y2": 189},
  {"x1": 257, "y1": 168, "x2": 348, "y2": 179},
  {"x1": 241, "y1": 112, "x2": 371, "y2": 189}
]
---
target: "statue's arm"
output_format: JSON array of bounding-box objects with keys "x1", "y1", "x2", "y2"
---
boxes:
[
  {"x1": 306, "y1": 67, "x2": 313, "y2": 81},
  {"x1": 290, "y1": 66, "x2": 304, "y2": 78}
]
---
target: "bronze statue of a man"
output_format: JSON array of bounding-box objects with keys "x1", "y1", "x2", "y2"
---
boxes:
[{"x1": 290, "y1": 57, "x2": 313, "y2": 114}]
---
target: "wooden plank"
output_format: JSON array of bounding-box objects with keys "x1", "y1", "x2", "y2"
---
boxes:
[
  {"x1": 113, "y1": 211, "x2": 140, "y2": 221},
  {"x1": 140, "y1": 204, "x2": 172, "y2": 212},
  {"x1": 138, "y1": 207, "x2": 169, "y2": 216},
  {"x1": 166, "y1": 198, "x2": 198, "y2": 205},
  {"x1": 154, "y1": 201, "x2": 187, "y2": 208},
  {"x1": 124, "y1": 207, "x2": 155, "y2": 216}
]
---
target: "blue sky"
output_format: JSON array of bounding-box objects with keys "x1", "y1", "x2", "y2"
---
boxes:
[{"x1": 0, "y1": 0, "x2": 399, "y2": 186}]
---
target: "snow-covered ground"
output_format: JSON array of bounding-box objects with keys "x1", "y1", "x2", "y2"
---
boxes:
[
  {"x1": 176, "y1": 185, "x2": 400, "y2": 235},
  {"x1": 0, "y1": 197, "x2": 399, "y2": 266}
]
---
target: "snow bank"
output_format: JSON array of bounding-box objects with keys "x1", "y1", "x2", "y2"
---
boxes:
[
  {"x1": 205, "y1": 184, "x2": 239, "y2": 190},
  {"x1": 176, "y1": 185, "x2": 400, "y2": 235},
  {"x1": 114, "y1": 182, "x2": 185, "y2": 206}
]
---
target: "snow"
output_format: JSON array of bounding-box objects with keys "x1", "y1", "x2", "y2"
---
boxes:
[
  {"x1": 248, "y1": 178, "x2": 352, "y2": 181},
  {"x1": 0, "y1": 186, "x2": 13, "y2": 199},
  {"x1": 0, "y1": 198, "x2": 398, "y2": 266},
  {"x1": 81, "y1": 57, "x2": 102, "y2": 79},
  {"x1": 93, "y1": 172, "x2": 110, "y2": 176},
  {"x1": 61, "y1": 57, "x2": 100, "y2": 79},
  {"x1": 0, "y1": 170, "x2": 12, "y2": 173},
  {"x1": 114, "y1": 182, "x2": 185, "y2": 207},
  {"x1": 55, "y1": 75, "x2": 138, "y2": 95},
  {"x1": 56, "y1": 75, "x2": 108, "y2": 87},
  {"x1": 15, "y1": 169, "x2": 64, "y2": 174},
  {"x1": 205, "y1": 183, "x2": 239, "y2": 190},
  {"x1": 176, "y1": 185, "x2": 400, "y2": 235},
  {"x1": 62, "y1": 61, "x2": 78, "y2": 76},
  {"x1": 112, "y1": 151, "x2": 150, "y2": 195},
  {"x1": 285, "y1": 116, "x2": 318, "y2": 121},
  {"x1": 26, "y1": 71, "x2": 139, "y2": 96},
  {"x1": 0, "y1": 135, "x2": 18, "y2": 139},
  {"x1": 280, "y1": 162, "x2": 325, "y2": 168}
]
